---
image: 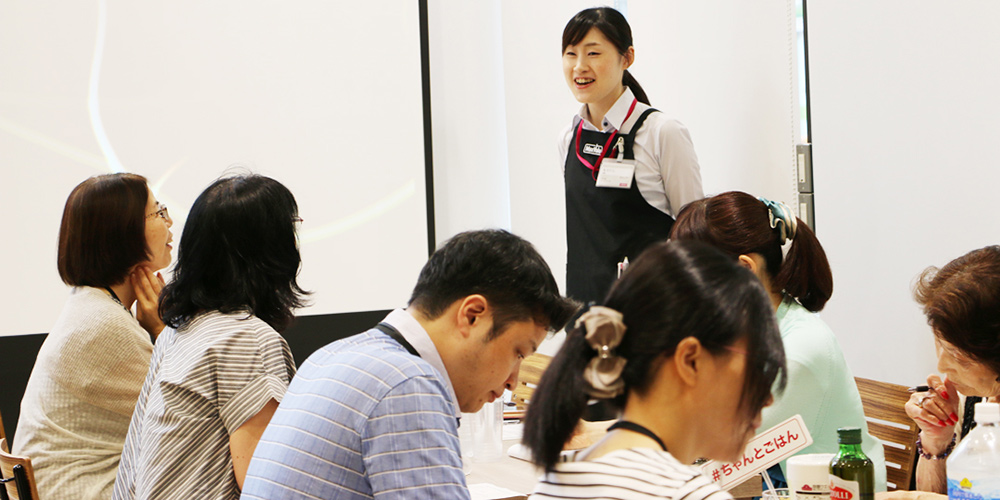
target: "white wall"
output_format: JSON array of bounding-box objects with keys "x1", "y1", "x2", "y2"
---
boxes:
[
  {"x1": 808, "y1": 0, "x2": 1000, "y2": 385},
  {"x1": 431, "y1": 0, "x2": 801, "y2": 354},
  {"x1": 497, "y1": 0, "x2": 801, "y2": 293},
  {"x1": 428, "y1": 0, "x2": 511, "y2": 241}
]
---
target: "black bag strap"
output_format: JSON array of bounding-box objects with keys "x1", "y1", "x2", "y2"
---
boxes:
[{"x1": 375, "y1": 322, "x2": 420, "y2": 358}]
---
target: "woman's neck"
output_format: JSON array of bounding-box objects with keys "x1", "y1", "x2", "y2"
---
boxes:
[
  {"x1": 586, "y1": 86, "x2": 627, "y2": 129},
  {"x1": 579, "y1": 398, "x2": 695, "y2": 464},
  {"x1": 107, "y1": 280, "x2": 137, "y2": 310},
  {"x1": 770, "y1": 290, "x2": 784, "y2": 311}
]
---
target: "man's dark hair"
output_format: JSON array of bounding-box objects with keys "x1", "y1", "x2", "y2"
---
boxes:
[{"x1": 408, "y1": 229, "x2": 578, "y2": 338}]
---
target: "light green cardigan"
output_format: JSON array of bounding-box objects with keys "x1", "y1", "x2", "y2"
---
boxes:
[{"x1": 762, "y1": 296, "x2": 888, "y2": 492}]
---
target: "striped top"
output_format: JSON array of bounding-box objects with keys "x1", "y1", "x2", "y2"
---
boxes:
[
  {"x1": 240, "y1": 309, "x2": 468, "y2": 500},
  {"x1": 531, "y1": 448, "x2": 734, "y2": 500},
  {"x1": 113, "y1": 311, "x2": 295, "y2": 500}
]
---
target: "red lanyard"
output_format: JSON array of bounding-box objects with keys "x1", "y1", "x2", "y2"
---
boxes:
[{"x1": 574, "y1": 99, "x2": 638, "y2": 179}]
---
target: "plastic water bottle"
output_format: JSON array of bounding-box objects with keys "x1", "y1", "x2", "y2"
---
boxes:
[{"x1": 947, "y1": 402, "x2": 1000, "y2": 500}]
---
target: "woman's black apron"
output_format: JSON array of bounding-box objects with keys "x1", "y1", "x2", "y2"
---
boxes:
[{"x1": 564, "y1": 108, "x2": 675, "y2": 305}]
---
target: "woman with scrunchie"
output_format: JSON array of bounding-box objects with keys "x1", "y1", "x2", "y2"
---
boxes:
[
  {"x1": 669, "y1": 191, "x2": 886, "y2": 491},
  {"x1": 523, "y1": 239, "x2": 787, "y2": 500},
  {"x1": 903, "y1": 246, "x2": 1000, "y2": 493}
]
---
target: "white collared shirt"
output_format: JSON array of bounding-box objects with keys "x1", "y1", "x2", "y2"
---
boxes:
[{"x1": 558, "y1": 87, "x2": 704, "y2": 217}]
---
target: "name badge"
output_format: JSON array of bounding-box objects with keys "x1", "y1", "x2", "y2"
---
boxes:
[
  {"x1": 595, "y1": 159, "x2": 635, "y2": 189},
  {"x1": 583, "y1": 143, "x2": 603, "y2": 155}
]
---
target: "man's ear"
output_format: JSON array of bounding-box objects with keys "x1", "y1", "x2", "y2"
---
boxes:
[
  {"x1": 673, "y1": 336, "x2": 704, "y2": 387},
  {"x1": 456, "y1": 294, "x2": 488, "y2": 338}
]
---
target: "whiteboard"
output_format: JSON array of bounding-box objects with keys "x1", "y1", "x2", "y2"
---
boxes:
[{"x1": 0, "y1": 0, "x2": 429, "y2": 336}]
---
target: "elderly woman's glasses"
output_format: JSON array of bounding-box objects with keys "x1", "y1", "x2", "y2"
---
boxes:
[{"x1": 146, "y1": 203, "x2": 169, "y2": 221}]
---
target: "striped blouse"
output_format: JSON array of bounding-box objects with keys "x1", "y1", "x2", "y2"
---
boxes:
[
  {"x1": 112, "y1": 311, "x2": 295, "y2": 500},
  {"x1": 531, "y1": 448, "x2": 734, "y2": 500}
]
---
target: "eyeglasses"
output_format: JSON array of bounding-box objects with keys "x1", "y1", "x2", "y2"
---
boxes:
[{"x1": 146, "y1": 203, "x2": 170, "y2": 221}]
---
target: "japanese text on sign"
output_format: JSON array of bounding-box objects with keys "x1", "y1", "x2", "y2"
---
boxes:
[{"x1": 699, "y1": 414, "x2": 813, "y2": 490}]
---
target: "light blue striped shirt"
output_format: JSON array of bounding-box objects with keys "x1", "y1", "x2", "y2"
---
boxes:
[{"x1": 240, "y1": 309, "x2": 468, "y2": 500}]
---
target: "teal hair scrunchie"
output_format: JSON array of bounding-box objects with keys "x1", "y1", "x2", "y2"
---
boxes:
[{"x1": 757, "y1": 196, "x2": 798, "y2": 244}]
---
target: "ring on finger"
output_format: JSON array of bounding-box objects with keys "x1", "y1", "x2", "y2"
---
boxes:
[{"x1": 918, "y1": 395, "x2": 933, "y2": 409}]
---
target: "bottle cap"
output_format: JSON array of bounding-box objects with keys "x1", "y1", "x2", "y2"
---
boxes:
[
  {"x1": 973, "y1": 402, "x2": 1000, "y2": 424},
  {"x1": 837, "y1": 427, "x2": 862, "y2": 444}
]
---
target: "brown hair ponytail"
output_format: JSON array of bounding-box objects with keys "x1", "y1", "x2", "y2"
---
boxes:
[{"x1": 670, "y1": 191, "x2": 834, "y2": 312}]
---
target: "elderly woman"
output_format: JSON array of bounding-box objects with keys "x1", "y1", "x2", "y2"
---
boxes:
[
  {"x1": 906, "y1": 245, "x2": 1000, "y2": 493},
  {"x1": 13, "y1": 173, "x2": 171, "y2": 499}
]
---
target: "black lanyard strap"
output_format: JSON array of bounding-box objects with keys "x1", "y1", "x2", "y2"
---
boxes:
[
  {"x1": 374, "y1": 323, "x2": 420, "y2": 358},
  {"x1": 608, "y1": 420, "x2": 668, "y2": 452}
]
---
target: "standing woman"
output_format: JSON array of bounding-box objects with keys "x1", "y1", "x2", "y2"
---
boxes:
[
  {"x1": 560, "y1": 7, "x2": 703, "y2": 305},
  {"x1": 14, "y1": 173, "x2": 172, "y2": 499},
  {"x1": 113, "y1": 174, "x2": 307, "y2": 499},
  {"x1": 669, "y1": 191, "x2": 886, "y2": 491},
  {"x1": 524, "y1": 240, "x2": 786, "y2": 499}
]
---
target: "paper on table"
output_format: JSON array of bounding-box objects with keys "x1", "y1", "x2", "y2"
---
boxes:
[
  {"x1": 506, "y1": 443, "x2": 532, "y2": 462},
  {"x1": 468, "y1": 482, "x2": 528, "y2": 500},
  {"x1": 502, "y1": 421, "x2": 524, "y2": 441}
]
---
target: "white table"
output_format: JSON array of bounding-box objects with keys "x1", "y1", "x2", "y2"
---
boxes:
[{"x1": 467, "y1": 440, "x2": 538, "y2": 499}]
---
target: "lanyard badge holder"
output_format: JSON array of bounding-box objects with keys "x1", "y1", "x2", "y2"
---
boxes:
[
  {"x1": 575, "y1": 98, "x2": 638, "y2": 190},
  {"x1": 595, "y1": 135, "x2": 635, "y2": 189}
]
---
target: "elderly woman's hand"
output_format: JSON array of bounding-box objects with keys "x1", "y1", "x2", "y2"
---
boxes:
[
  {"x1": 905, "y1": 374, "x2": 958, "y2": 453},
  {"x1": 132, "y1": 266, "x2": 166, "y2": 338}
]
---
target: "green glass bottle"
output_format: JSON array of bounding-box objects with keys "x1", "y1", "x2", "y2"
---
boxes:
[{"x1": 829, "y1": 427, "x2": 874, "y2": 500}]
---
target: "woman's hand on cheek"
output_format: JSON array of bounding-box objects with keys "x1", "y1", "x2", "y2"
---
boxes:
[
  {"x1": 132, "y1": 266, "x2": 166, "y2": 339},
  {"x1": 905, "y1": 374, "x2": 958, "y2": 450}
]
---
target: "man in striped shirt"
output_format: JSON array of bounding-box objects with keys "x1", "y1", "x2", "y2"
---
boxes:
[{"x1": 240, "y1": 229, "x2": 578, "y2": 499}]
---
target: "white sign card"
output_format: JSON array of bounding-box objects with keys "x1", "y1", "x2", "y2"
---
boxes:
[{"x1": 700, "y1": 414, "x2": 814, "y2": 491}]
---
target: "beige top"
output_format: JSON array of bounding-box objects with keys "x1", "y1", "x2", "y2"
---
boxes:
[{"x1": 14, "y1": 286, "x2": 152, "y2": 500}]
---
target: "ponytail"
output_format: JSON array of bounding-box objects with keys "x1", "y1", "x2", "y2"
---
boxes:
[
  {"x1": 671, "y1": 191, "x2": 834, "y2": 312},
  {"x1": 522, "y1": 240, "x2": 787, "y2": 472},
  {"x1": 773, "y1": 219, "x2": 833, "y2": 312},
  {"x1": 623, "y1": 70, "x2": 650, "y2": 105},
  {"x1": 521, "y1": 328, "x2": 594, "y2": 472}
]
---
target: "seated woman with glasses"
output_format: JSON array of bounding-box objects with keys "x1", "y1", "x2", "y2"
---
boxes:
[
  {"x1": 113, "y1": 173, "x2": 307, "y2": 500},
  {"x1": 523, "y1": 239, "x2": 787, "y2": 500},
  {"x1": 904, "y1": 246, "x2": 1000, "y2": 493},
  {"x1": 669, "y1": 191, "x2": 886, "y2": 491},
  {"x1": 13, "y1": 173, "x2": 172, "y2": 500}
]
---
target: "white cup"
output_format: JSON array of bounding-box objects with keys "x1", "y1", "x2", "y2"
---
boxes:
[
  {"x1": 465, "y1": 400, "x2": 503, "y2": 463},
  {"x1": 787, "y1": 453, "x2": 835, "y2": 500}
]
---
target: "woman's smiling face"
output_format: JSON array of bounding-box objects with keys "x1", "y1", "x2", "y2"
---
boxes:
[
  {"x1": 563, "y1": 27, "x2": 631, "y2": 116},
  {"x1": 143, "y1": 188, "x2": 173, "y2": 271}
]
